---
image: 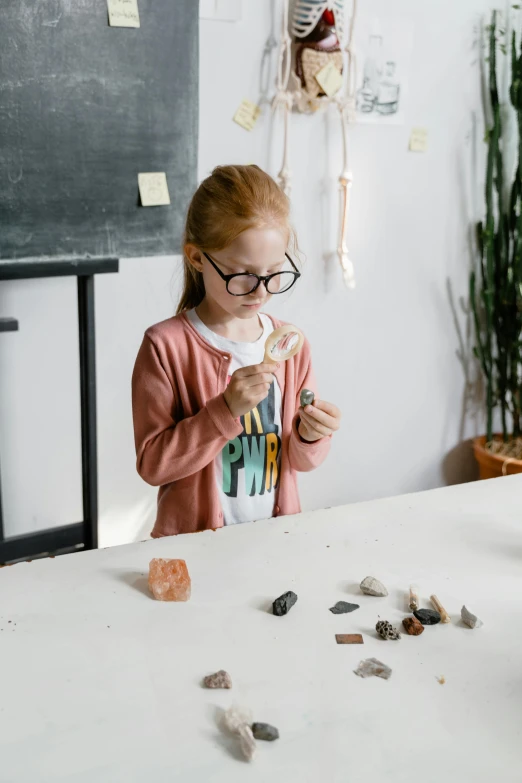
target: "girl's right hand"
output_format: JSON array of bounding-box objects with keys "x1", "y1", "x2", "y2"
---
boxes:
[{"x1": 224, "y1": 363, "x2": 278, "y2": 418}]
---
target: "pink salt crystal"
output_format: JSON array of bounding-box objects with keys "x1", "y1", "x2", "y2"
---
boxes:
[{"x1": 148, "y1": 558, "x2": 191, "y2": 601}]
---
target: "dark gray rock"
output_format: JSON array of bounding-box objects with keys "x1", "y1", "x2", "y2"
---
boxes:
[
  {"x1": 273, "y1": 591, "x2": 298, "y2": 616},
  {"x1": 329, "y1": 601, "x2": 360, "y2": 614},
  {"x1": 252, "y1": 722, "x2": 279, "y2": 741},
  {"x1": 413, "y1": 608, "x2": 441, "y2": 626}
]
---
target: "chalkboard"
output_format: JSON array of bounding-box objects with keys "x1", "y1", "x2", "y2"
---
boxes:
[{"x1": 0, "y1": 0, "x2": 198, "y2": 260}]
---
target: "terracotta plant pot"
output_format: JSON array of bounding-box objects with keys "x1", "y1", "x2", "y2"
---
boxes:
[{"x1": 473, "y1": 435, "x2": 522, "y2": 479}]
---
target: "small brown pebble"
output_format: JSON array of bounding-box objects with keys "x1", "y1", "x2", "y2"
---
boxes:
[
  {"x1": 438, "y1": 675, "x2": 446, "y2": 685},
  {"x1": 335, "y1": 634, "x2": 364, "y2": 645},
  {"x1": 203, "y1": 670, "x2": 232, "y2": 689},
  {"x1": 403, "y1": 616, "x2": 424, "y2": 636}
]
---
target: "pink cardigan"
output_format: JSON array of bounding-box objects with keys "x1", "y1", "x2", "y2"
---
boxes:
[{"x1": 132, "y1": 312, "x2": 331, "y2": 537}]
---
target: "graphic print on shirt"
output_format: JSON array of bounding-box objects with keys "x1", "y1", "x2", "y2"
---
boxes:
[{"x1": 222, "y1": 379, "x2": 281, "y2": 498}]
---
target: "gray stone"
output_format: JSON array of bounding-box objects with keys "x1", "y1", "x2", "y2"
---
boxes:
[
  {"x1": 354, "y1": 657, "x2": 392, "y2": 680},
  {"x1": 300, "y1": 388, "x2": 315, "y2": 407},
  {"x1": 329, "y1": 601, "x2": 360, "y2": 614},
  {"x1": 252, "y1": 722, "x2": 279, "y2": 741},
  {"x1": 461, "y1": 605, "x2": 483, "y2": 629},
  {"x1": 376, "y1": 620, "x2": 401, "y2": 640},
  {"x1": 360, "y1": 576, "x2": 388, "y2": 597},
  {"x1": 273, "y1": 591, "x2": 298, "y2": 616}
]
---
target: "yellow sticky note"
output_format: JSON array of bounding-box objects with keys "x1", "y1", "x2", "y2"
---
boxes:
[
  {"x1": 138, "y1": 173, "x2": 170, "y2": 207},
  {"x1": 409, "y1": 127, "x2": 428, "y2": 152},
  {"x1": 233, "y1": 100, "x2": 261, "y2": 131},
  {"x1": 108, "y1": 0, "x2": 140, "y2": 28},
  {"x1": 315, "y1": 61, "x2": 343, "y2": 97}
]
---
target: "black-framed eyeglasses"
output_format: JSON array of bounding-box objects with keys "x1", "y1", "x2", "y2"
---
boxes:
[{"x1": 203, "y1": 252, "x2": 301, "y2": 296}]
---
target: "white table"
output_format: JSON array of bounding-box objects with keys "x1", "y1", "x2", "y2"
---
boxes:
[{"x1": 1, "y1": 476, "x2": 521, "y2": 782}]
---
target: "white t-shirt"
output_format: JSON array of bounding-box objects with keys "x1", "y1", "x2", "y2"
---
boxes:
[{"x1": 186, "y1": 309, "x2": 283, "y2": 525}]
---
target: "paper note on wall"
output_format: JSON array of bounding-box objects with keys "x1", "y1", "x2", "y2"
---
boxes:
[
  {"x1": 409, "y1": 127, "x2": 428, "y2": 152},
  {"x1": 233, "y1": 100, "x2": 261, "y2": 131},
  {"x1": 315, "y1": 61, "x2": 343, "y2": 97},
  {"x1": 138, "y1": 173, "x2": 171, "y2": 207},
  {"x1": 108, "y1": 0, "x2": 140, "y2": 28}
]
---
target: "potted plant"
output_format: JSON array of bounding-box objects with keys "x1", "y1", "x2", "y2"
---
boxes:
[{"x1": 471, "y1": 10, "x2": 522, "y2": 478}]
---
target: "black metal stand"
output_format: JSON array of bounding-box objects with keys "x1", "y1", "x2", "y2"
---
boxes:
[{"x1": 0, "y1": 257, "x2": 119, "y2": 563}]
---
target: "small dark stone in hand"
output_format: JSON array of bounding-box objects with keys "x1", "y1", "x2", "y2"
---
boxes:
[
  {"x1": 414, "y1": 608, "x2": 441, "y2": 625},
  {"x1": 300, "y1": 388, "x2": 315, "y2": 407},
  {"x1": 273, "y1": 591, "x2": 298, "y2": 616},
  {"x1": 329, "y1": 601, "x2": 360, "y2": 614},
  {"x1": 252, "y1": 722, "x2": 279, "y2": 741}
]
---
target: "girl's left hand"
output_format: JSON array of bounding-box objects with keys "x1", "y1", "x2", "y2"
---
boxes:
[{"x1": 298, "y1": 399, "x2": 341, "y2": 442}]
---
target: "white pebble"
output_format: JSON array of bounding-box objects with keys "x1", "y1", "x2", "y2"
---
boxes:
[{"x1": 360, "y1": 576, "x2": 388, "y2": 597}]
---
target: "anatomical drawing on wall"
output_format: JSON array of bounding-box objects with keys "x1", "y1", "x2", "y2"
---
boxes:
[{"x1": 353, "y1": 16, "x2": 414, "y2": 125}]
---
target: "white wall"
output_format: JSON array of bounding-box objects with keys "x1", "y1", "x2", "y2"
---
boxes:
[{"x1": 0, "y1": 0, "x2": 495, "y2": 548}]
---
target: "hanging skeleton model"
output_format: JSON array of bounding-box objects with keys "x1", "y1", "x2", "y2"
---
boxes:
[{"x1": 272, "y1": 0, "x2": 357, "y2": 289}]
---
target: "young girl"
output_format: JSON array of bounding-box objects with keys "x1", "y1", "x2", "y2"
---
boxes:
[{"x1": 132, "y1": 164, "x2": 341, "y2": 537}]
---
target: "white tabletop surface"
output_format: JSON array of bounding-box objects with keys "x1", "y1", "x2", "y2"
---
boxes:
[{"x1": 1, "y1": 476, "x2": 521, "y2": 782}]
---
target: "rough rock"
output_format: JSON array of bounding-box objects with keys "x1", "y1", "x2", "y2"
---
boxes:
[
  {"x1": 375, "y1": 620, "x2": 401, "y2": 640},
  {"x1": 148, "y1": 558, "x2": 191, "y2": 601},
  {"x1": 461, "y1": 605, "x2": 483, "y2": 629},
  {"x1": 252, "y1": 723, "x2": 279, "y2": 741},
  {"x1": 354, "y1": 658, "x2": 392, "y2": 680},
  {"x1": 360, "y1": 576, "x2": 388, "y2": 597},
  {"x1": 329, "y1": 601, "x2": 360, "y2": 614},
  {"x1": 402, "y1": 616, "x2": 424, "y2": 636},
  {"x1": 273, "y1": 591, "x2": 298, "y2": 616},
  {"x1": 413, "y1": 608, "x2": 441, "y2": 626},
  {"x1": 203, "y1": 670, "x2": 232, "y2": 689}
]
